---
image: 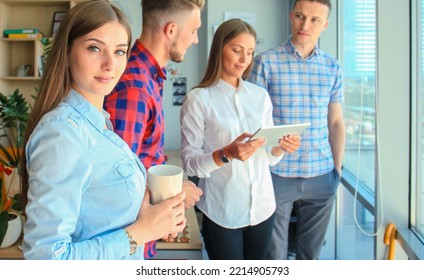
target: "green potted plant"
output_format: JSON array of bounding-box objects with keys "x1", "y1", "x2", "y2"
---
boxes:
[
  {"x1": 38, "y1": 37, "x2": 52, "y2": 77},
  {"x1": 0, "y1": 180, "x2": 22, "y2": 248},
  {"x1": 0, "y1": 88, "x2": 29, "y2": 247}
]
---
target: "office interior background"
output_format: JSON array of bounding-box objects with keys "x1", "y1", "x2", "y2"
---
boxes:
[
  {"x1": 111, "y1": 0, "x2": 422, "y2": 260},
  {"x1": 153, "y1": 0, "x2": 422, "y2": 260},
  {"x1": 0, "y1": 0, "x2": 422, "y2": 260}
]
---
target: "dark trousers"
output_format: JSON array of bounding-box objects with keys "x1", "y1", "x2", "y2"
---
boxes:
[
  {"x1": 267, "y1": 169, "x2": 340, "y2": 260},
  {"x1": 201, "y1": 213, "x2": 275, "y2": 260}
]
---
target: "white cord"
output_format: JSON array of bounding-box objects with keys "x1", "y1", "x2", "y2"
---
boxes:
[{"x1": 352, "y1": 0, "x2": 384, "y2": 237}]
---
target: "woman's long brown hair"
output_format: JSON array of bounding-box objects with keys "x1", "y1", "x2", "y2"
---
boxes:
[
  {"x1": 20, "y1": 0, "x2": 132, "y2": 209},
  {"x1": 195, "y1": 18, "x2": 257, "y2": 89}
]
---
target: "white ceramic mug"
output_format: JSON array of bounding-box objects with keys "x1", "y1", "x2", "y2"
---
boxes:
[{"x1": 147, "y1": 164, "x2": 183, "y2": 204}]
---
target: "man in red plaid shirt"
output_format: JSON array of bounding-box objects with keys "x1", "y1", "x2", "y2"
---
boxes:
[{"x1": 104, "y1": 0, "x2": 205, "y2": 259}]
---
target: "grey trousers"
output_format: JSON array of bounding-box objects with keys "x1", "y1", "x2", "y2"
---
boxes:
[{"x1": 267, "y1": 169, "x2": 340, "y2": 260}]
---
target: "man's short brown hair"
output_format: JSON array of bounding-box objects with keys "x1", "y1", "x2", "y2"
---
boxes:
[
  {"x1": 293, "y1": 0, "x2": 332, "y2": 16},
  {"x1": 141, "y1": 0, "x2": 205, "y2": 30}
]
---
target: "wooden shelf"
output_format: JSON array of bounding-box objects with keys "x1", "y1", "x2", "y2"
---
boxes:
[
  {"x1": 1, "y1": 76, "x2": 40, "y2": 81},
  {"x1": 0, "y1": 0, "x2": 87, "y2": 97},
  {"x1": 2, "y1": 38, "x2": 40, "y2": 42}
]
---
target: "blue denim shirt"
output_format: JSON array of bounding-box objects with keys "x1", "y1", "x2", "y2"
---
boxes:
[{"x1": 23, "y1": 90, "x2": 146, "y2": 260}]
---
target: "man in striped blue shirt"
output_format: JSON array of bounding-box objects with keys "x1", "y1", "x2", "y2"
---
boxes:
[{"x1": 249, "y1": 0, "x2": 345, "y2": 260}]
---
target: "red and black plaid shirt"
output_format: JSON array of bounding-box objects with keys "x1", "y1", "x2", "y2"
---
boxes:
[{"x1": 104, "y1": 40, "x2": 167, "y2": 259}]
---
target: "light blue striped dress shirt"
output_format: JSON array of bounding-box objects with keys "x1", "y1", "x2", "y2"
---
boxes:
[
  {"x1": 23, "y1": 90, "x2": 146, "y2": 259},
  {"x1": 249, "y1": 37, "x2": 343, "y2": 178}
]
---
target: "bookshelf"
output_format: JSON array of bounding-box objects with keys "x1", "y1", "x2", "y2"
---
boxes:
[{"x1": 0, "y1": 0, "x2": 88, "y2": 98}]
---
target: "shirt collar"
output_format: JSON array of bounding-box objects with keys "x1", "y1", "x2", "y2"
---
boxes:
[
  {"x1": 284, "y1": 36, "x2": 321, "y2": 60},
  {"x1": 216, "y1": 78, "x2": 247, "y2": 94},
  {"x1": 132, "y1": 39, "x2": 167, "y2": 80},
  {"x1": 64, "y1": 89, "x2": 109, "y2": 131}
]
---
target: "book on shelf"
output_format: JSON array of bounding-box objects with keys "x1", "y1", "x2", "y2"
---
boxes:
[
  {"x1": 3, "y1": 28, "x2": 39, "y2": 36},
  {"x1": 6, "y1": 33, "x2": 42, "y2": 39}
]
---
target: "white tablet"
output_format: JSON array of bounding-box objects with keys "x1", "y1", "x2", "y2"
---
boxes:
[{"x1": 248, "y1": 123, "x2": 310, "y2": 148}]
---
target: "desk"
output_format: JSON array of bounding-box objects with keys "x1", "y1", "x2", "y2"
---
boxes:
[
  {"x1": 0, "y1": 237, "x2": 22, "y2": 259},
  {"x1": 0, "y1": 208, "x2": 202, "y2": 260},
  {"x1": 154, "y1": 207, "x2": 202, "y2": 260},
  {"x1": 153, "y1": 151, "x2": 203, "y2": 259}
]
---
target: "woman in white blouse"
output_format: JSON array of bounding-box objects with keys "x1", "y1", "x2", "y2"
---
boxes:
[{"x1": 180, "y1": 19, "x2": 301, "y2": 260}]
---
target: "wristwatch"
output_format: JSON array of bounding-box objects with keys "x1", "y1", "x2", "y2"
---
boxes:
[
  {"x1": 124, "y1": 229, "x2": 137, "y2": 255},
  {"x1": 219, "y1": 148, "x2": 231, "y2": 163}
]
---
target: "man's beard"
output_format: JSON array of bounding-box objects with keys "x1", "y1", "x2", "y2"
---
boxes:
[{"x1": 169, "y1": 39, "x2": 184, "y2": 63}]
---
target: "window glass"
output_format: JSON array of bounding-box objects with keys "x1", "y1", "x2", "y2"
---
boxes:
[
  {"x1": 337, "y1": 187, "x2": 374, "y2": 259},
  {"x1": 342, "y1": 0, "x2": 376, "y2": 193},
  {"x1": 339, "y1": 0, "x2": 377, "y2": 259}
]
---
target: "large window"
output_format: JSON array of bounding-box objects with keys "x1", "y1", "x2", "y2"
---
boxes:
[
  {"x1": 339, "y1": 0, "x2": 376, "y2": 259},
  {"x1": 342, "y1": 0, "x2": 376, "y2": 191}
]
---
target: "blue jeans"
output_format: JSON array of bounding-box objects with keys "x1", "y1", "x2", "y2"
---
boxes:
[
  {"x1": 201, "y1": 212, "x2": 275, "y2": 260},
  {"x1": 267, "y1": 169, "x2": 340, "y2": 260}
]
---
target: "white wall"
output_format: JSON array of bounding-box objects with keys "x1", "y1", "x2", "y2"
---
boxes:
[
  {"x1": 375, "y1": 0, "x2": 410, "y2": 260},
  {"x1": 206, "y1": 0, "x2": 289, "y2": 56}
]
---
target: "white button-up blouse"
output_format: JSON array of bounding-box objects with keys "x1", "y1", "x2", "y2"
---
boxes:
[{"x1": 180, "y1": 78, "x2": 282, "y2": 229}]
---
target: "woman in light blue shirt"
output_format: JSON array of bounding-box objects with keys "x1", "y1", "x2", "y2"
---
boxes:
[
  {"x1": 180, "y1": 19, "x2": 301, "y2": 260},
  {"x1": 21, "y1": 1, "x2": 186, "y2": 260}
]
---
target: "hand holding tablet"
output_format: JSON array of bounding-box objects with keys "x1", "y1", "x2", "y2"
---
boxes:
[{"x1": 248, "y1": 122, "x2": 310, "y2": 148}]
